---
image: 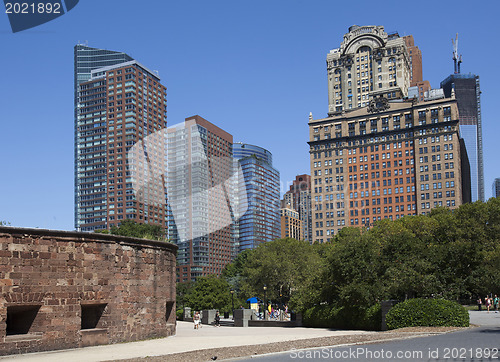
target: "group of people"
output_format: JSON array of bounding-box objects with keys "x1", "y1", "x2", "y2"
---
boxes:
[
  {"x1": 192, "y1": 310, "x2": 221, "y2": 329},
  {"x1": 256, "y1": 303, "x2": 290, "y2": 321},
  {"x1": 477, "y1": 295, "x2": 499, "y2": 312}
]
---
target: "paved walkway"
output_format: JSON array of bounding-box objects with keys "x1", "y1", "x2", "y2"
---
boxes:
[
  {"x1": 0, "y1": 321, "x2": 373, "y2": 361},
  {"x1": 1, "y1": 311, "x2": 495, "y2": 361},
  {"x1": 468, "y1": 310, "x2": 500, "y2": 326}
]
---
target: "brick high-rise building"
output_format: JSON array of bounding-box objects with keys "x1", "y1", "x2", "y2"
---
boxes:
[
  {"x1": 404, "y1": 35, "x2": 431, "y2": 102},
  {"x1": 282, "y1": 174, "x2": 312, "y2": 243},
  {"x1": 167, "y1": 116, "x2": 236, "y2": 282},
  {"x1": 280, "y1": 208, "x2": 303, "y2": 240},
  {"x1": 309, "y1": 97, "x2": 469, "y2": 242},
  {"x1": 311, "y1": 26, "x2": 471, "y2": 242},
  {"x1": 74, "y1": 45, "x2": 168, "y2": 232}
]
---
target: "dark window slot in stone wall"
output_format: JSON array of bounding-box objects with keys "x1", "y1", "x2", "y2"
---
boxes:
[
  {"x1": 6, "y1": 305, "x2": 41, "y2": 336},
  {"x1": 81, "y1": 304, "x2": 107, "y2": 330},
  {"x1": 165, "y1": 301, "x2": 174, "y2": 324}
]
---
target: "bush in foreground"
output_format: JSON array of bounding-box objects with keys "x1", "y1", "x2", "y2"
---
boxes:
[
  {"x1": 385, "y1": 298, "x2": 469, "y2": 329},
  {"x1": 303, "y1": 304, "x2": 381, "y2": 330}
]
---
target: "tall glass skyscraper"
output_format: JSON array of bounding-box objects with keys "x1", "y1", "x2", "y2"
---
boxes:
[
  {"x1": 441, "y1": 74, "x2": 484, "y2": 202},
  {"x1": 74, "y1": 45, "x2": 168, "y2": 231},
  {"x1": 233, "y1": 143, "x2": 280, "y2": 251}
]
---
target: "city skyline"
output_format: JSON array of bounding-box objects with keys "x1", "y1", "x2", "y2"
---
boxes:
[{"x1": 1, "y1": 0, "x2": 499, "y2": 230}]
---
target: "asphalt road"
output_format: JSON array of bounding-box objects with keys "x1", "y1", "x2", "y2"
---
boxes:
[{"x1": 239, "y1": 311, "x2": 500, "y2": 362}]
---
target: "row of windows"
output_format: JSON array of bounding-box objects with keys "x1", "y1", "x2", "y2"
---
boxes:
[
  {"x1": 420, "y1": 190, "x2": 456, "y2": 200},
  {"x1": 418, "y1": 144, "x2": 453, "y2": 154},
  {"x1": 421, "y1": 200, "x2": 456, "y2": 209}
]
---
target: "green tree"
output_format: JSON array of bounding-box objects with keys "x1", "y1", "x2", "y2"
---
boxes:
[
  {"x1": 323, "y1": 227, "x2": 385, "y2": 308},
  {"x1": 184, "y1": 275, "x2": 233, "y2": 312},
  {"x1": 221, "y1": 249, "x2": 251, "y2": 298},
  {"x1": 176, "y1": 281, "x2": 194, "y2": 311},
  {"x1": 238, "y1": 238, "x2": 324, "y2": 310},
  {"x1": 0, "y1": 221, "x2": 11, "y2": 226},
  {"x1": 96, "y1": 220, "x2": 167, "y2": 241}
]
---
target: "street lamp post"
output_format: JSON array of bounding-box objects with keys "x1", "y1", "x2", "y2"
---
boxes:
[
  {"x1": 263, "y1": 285, "x2": 267, "y2": 320},
  {"x1": 230, "y1": 289, "x2": 234, "y2": 319}
]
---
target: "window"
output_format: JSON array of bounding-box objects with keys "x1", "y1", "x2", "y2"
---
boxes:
[
  {"x1": 6, "y1": 305, "x2": 41, "y2": 336},
  {"x1": 81, "y1": 303, "x2": 107, "y2": 329}
]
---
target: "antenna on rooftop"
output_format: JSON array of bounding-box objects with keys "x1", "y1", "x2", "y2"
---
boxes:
[{"x1": 452, "y1": 33, "x2": 462, "y2": 74}]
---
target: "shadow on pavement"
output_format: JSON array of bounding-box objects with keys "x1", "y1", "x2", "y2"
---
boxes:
[{"x1": 478, "y1": 327, "x2": 500, "y2": 334}]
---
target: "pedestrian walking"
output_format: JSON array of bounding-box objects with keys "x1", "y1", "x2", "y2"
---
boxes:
[
  {"x1": 485, "y1": 296, "x2": 491, "y2": 313},
  {"x1": 194, "y1": 311, "x2": 201, "y2": 329},
  {"x1": 494, "y1": 295, "x2": 499, "y2": 313},
  {"x1": 214, "y1": 311, "x2": 220, "y2": 327}
]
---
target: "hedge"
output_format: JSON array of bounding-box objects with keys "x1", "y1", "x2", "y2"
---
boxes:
[
  {"x1": 385, "y1": 298, "x2": 469, "y2": 329},
  {"x1": 303, "y1": 303, "x2": 382, "y2": 330}
]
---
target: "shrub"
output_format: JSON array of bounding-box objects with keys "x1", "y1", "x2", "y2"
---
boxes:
[
  {"x1": 176, "y1": 308, "x2": 184, "y2": 320},
  {"x1": 385, "y1": 298, "x2": 469, "y2": 329},
  {"x1": 303, "y1": 303, "x2": 382, "y2": 330}
]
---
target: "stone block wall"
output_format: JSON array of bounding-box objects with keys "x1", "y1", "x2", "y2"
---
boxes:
[{"x1": 0, "y1": 227, "x2": 177, "y2": 355}]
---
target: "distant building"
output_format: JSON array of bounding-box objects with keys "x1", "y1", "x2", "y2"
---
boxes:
[
  {"x1": 280, "y1": 208, "x2": 303, "y2": 240},
  {"x1": 403, "y1": 35, "x2": 431, "y2": 102},
  {"x1": 493, "y1": 178, "x2": 500, "y2": 198},
  {"x1": 441, "y1": 74, "x2": 484, "y2": 202},
  {"x1": 282, "y1": 174, "x2": 312, "y2": 243},
  {"x1": 74, "y1": 45, "x2": 168, "y2": 232},
  {"x1": 168, "y1": 116, "x2": 235, "y2": 282},
  {"x1": 233, "y1": 143, "x2": 281, "y2": 252}
]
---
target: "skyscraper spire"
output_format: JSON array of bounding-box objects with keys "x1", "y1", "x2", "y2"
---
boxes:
[{"x1": 452, "y1": 33, "x2": 462, "y2": 74}]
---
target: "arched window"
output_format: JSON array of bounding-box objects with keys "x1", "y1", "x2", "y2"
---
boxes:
[{"x1": 357, "y1": 46, "x2": 371, "y2": 53}]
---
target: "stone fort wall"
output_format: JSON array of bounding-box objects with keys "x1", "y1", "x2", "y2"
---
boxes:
[{"x1": 0, "y1": 226, "x2": 177, "y2": 355}]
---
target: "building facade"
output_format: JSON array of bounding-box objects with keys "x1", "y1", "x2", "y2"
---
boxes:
[
  {"x1": 441, "y1": 74, "x2": 484, "y2": 202},
  {"x1": 233, "y1": 143, "x2": 281, "y2": 252},
  {"x1": 75, "y1": 46, "x2": 168, "y2": 232},
  {"x1": 74, "y1": 45, "x2": 134, "y2": 231},
  {"x1": 327, "y1": 25, "x2": 412, "y2": 115},
  {"x1": 280, "y1": 208, "x2": 303, "y2": 240},
  {"x1": 493, "y1": 178, "x2": 500, "y2": 198},
  {"x1": 309, "y1": 97, "x2": 468, "y2": 242},
  {"x1": 282, "y1": 174, "x2": 312, "y2": 243},
  {"x1": 0, "y1": 226, "x2": 177, "y2": 355},
  {"x1": 167, "y1": 116, "x2": 236, "y2": 282}
]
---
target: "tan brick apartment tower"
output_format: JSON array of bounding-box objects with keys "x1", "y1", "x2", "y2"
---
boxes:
[
  {"x1": 282, "y1": 174, "x2": 312, "y2": 243},
  {"x1": 280, "y1": 208, "x2": 303, "y2": 240},
  {"x1": 310, "y1": 26, "x2": 470, "y2": 242}
]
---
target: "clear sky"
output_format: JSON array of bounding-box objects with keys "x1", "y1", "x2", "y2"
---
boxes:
[{"x1": 0, "y1": 0, "x2": 498, "y2": 230}]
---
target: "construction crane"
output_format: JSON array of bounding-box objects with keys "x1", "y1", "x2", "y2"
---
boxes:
[{"x1": 452, "y1": 33, "x2": 462, "y2": 74}]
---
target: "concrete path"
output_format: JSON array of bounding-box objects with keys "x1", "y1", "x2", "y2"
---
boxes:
[
  {"x1": 0, "y1": 321, "x2": 373, "y2": 361},
  {"x1": 468, "y1": 310, "x2": 500, "y2": 326},
  {"x1": 1, "y1": 311, "x2": 494, "y2": 361}
]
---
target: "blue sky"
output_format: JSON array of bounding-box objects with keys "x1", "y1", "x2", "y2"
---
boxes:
[{"x1": 0, "y1": 0, "x2": 498, "y2": 230}]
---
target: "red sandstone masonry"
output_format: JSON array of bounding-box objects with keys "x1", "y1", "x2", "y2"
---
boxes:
[{"x1": 0, "y1": 227, "x2": 177, "y2": 356}]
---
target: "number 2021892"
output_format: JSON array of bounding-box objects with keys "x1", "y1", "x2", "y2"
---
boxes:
[{"x1": 5, "y1": 2, "x2": 61, "y2": 14}]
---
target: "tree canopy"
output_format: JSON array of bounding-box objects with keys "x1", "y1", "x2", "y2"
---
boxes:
[
  {"x1": 96, "y1": 220, "x2": 167, "y2": 241},
  {"x1": 178, "y1": 198, "x2": 500, "y2": 314}
]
